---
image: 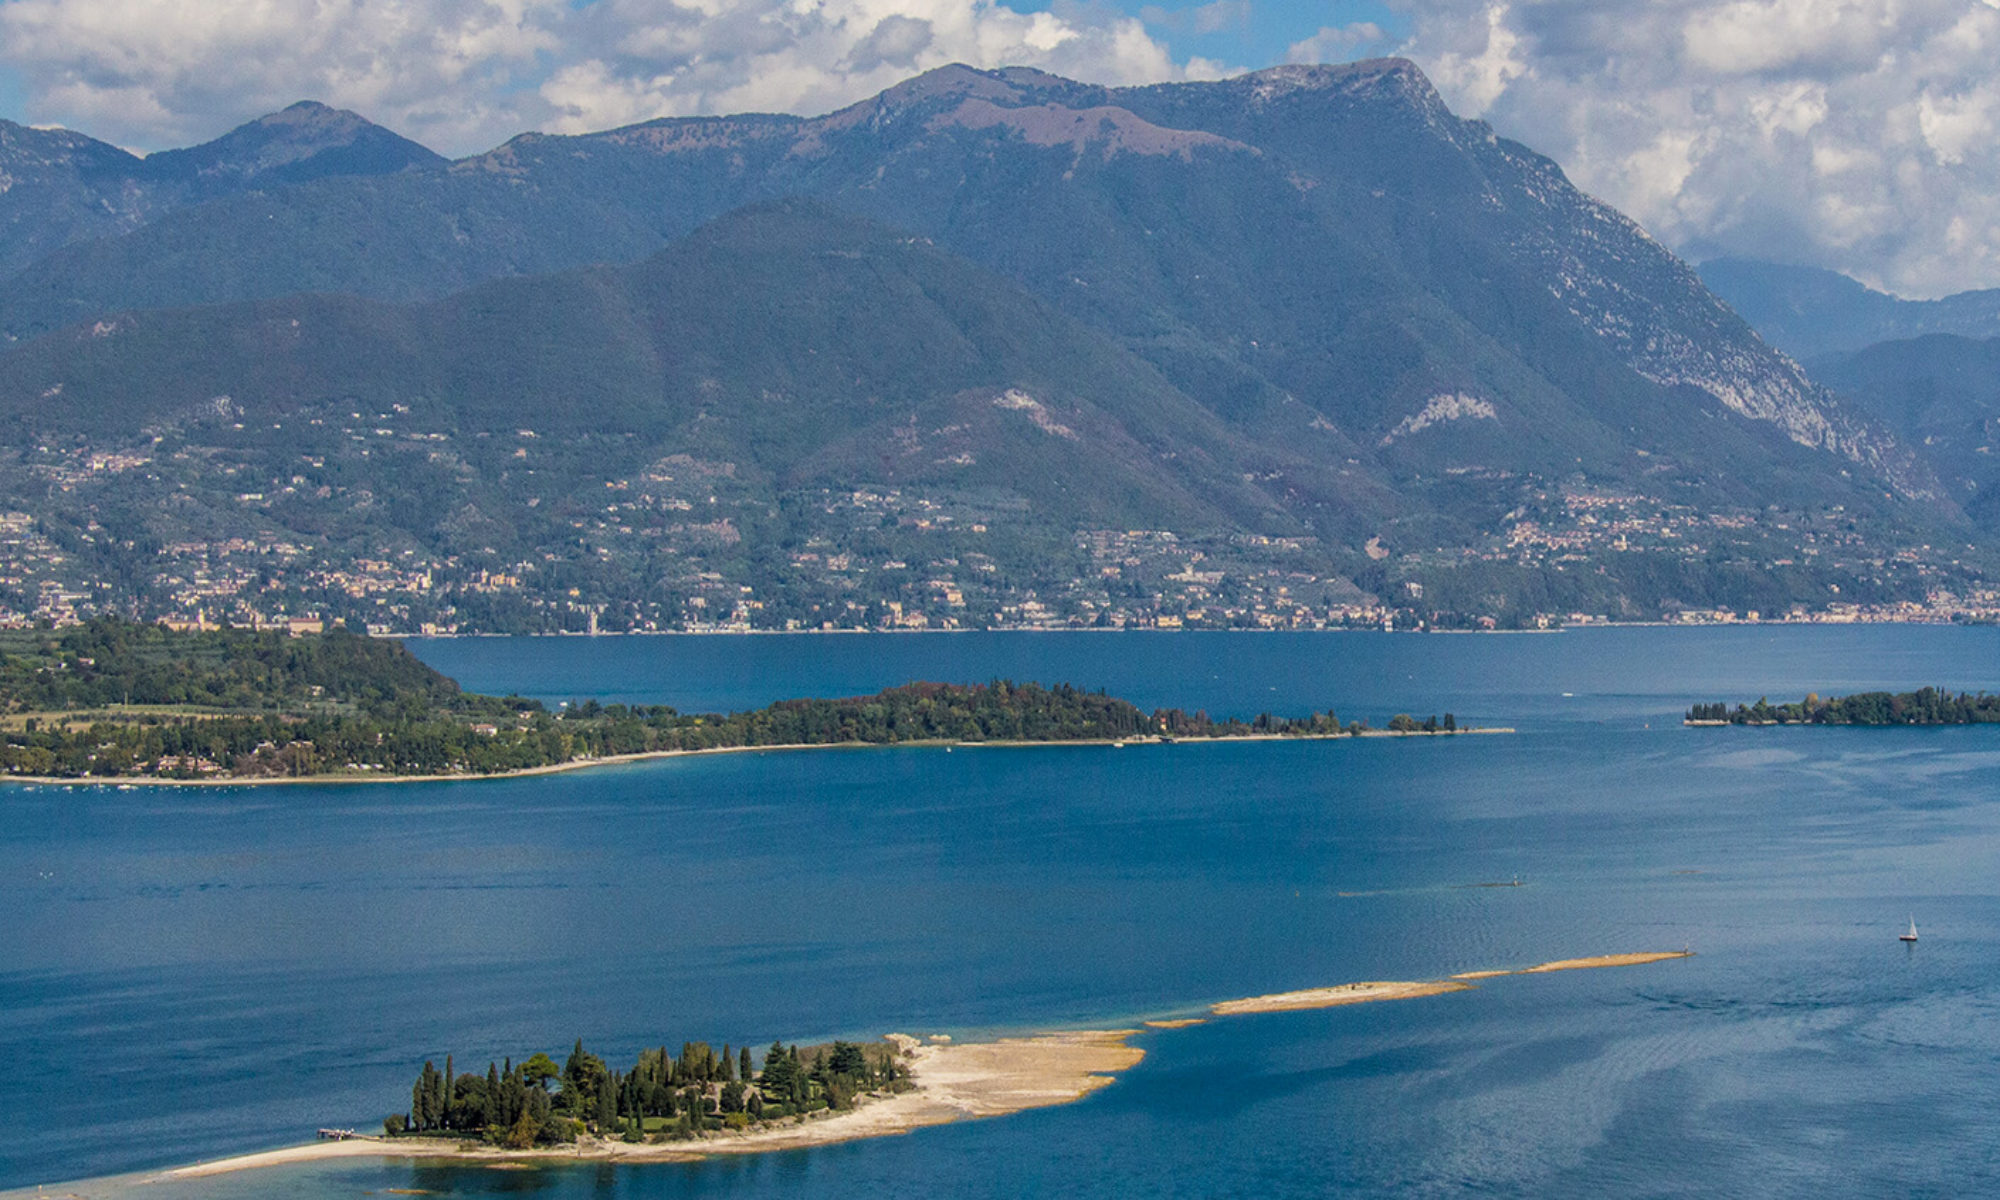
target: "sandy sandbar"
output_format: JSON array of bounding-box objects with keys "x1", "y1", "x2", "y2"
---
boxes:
[
  {"x1": 1211, "y1": 979, "x2": 1473, "y2": 1015},
  {"x1": 1518, "y1": 951, "x2": 1693, "y2": 972},
  {"x1": 1215, "y1": 949, "x2": 1694, "y2": 1015}
]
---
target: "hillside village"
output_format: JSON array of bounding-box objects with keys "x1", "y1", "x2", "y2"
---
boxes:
[{"x1": 2, "y1": 430, "x2": 1995, "y2": 634}]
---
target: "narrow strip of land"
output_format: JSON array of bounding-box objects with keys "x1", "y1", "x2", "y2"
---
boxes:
[
  {"x1": 148, "y1": 949, "x2": 1689, "y2": 1184},
  {"x1": 1212, "y1": 980, "x2": 1472, "y2": 1014},
  {"x1": 1211, "y1": 951, "x2": 1692, "y2": 1016},
  {"x1": 7, "y1": 728, "x2": 1515, "y2": 789}
]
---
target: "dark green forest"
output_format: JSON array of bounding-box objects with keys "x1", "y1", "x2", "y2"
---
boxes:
[
  {"x1": 1687, "y1": 688, "x2": 2000, "y2": 725},
  {"x1": 0, "y1": 617, "x2": 472, "y2": 713},
  {"x1": 390, "y1": 1037, "x2": 904, "y2": 1146}
]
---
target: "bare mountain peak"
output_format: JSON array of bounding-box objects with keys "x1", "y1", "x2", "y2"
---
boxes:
[
  {"x1": 827, "y1": 62, "x2": 1030, "y2": 127},
  {"x1": 1232, "y1": 58, "x2": 1445, "y2": 113},
  {"x1": 891, "y1": 62, "x2": 1013, "y2": 98}
]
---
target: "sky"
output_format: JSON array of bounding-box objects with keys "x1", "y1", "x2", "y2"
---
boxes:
[{"x1": 2, "y1": 0, "x2": 1999, "y2": 298}]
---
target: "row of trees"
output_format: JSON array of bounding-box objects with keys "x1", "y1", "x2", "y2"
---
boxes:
[
  {"x1": 1385, "y1": 713, "x2": 1456, "y2": 733},
  {"x1": 391, "y1": 1038, "x2": 905, "y2": 1146},
  {"x1": 1688, "y1": 688, "x2": 2000, "y2": 726}
]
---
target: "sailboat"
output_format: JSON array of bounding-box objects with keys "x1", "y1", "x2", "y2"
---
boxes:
[{"x1": 1900, "y1": 916, "x2": 1919, "y2": 943}]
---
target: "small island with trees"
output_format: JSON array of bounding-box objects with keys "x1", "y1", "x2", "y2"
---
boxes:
[
  {"x1": 1687, "y1": 687, "x2": 2000, "y2": 726},
  {"x1": 0, "y1": 619, "x2": 1485, "y2": 782},
  {"x1": 389, "y1": 1037, "x2": 904, "y2": 1149}
]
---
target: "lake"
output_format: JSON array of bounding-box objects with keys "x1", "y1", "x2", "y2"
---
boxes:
[{"x1": 6, "y1": 626, "x2": 2000, "y2": 1196}]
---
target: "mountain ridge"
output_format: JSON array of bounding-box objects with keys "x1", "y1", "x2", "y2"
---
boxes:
[
  {"x1": 1, "y1": 61, "x2": 1930, "y2": 500},
  {"x1": 0, "y1": 63, "x2": 1987, "y2": 628}
]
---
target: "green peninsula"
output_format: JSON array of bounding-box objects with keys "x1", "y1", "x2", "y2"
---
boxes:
[
  {"x1": 0, "y1": 619, "x2": 1419, "y2": 782},
  {"x1": 1687, "y1": 687, "x2": 2000, "y2": 726}
]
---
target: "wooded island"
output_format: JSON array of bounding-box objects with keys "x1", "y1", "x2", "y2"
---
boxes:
[
  {"x1": 389, "y1": 1038, "x2": 900, "y2": 1148},
  {"x1": 1687, "y1": 687, "x2": 2000, "y2": 726},
  {"x1": 0, "y1": 620, "x2": 1462, "y2": 781}
]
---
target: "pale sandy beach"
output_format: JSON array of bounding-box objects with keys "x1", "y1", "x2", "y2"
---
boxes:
[
  {"x1": 1212, "y1": 979, "x2": 1474, "y2": 1014},
  {"x1": 1211, "y1": 952, "x2": 1696, "y2": 1014},
  {"x1": 1517, "y1": 952, "x2": 1693, "y2": 973}
]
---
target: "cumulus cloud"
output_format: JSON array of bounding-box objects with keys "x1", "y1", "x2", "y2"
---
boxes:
[
  {"x1": 537, "y1": 0, "x2": 1225, "y2": 136},
  {"x1": 1395, "y1": 0, "x2": 2000, "y2": 297},
  {"x1": 1284, "y1": 21, "x2": 1390, "y2": 64},
  {"x1": 0, "y1": 0, "x2": 563, "y2": 154},
  {"x1": 0, "y1": 0, "x2": 1228, "y2": 157}
]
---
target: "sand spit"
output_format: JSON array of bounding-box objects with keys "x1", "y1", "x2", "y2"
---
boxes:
[
  {"x1": 1519, "y1": 951, "x2": 1693, "y2": 973},
  {"x1": 160, "y1": 1031, "x2": 1142, "y2": 1181},
  {"x1": 1216, "y1": 950, "x2": 1695, "y2": 1015},
  {"x1": 1143, "y1": 1018, "x2": 1208, "y2": 1029},
  {"x1": 1211, "y1": 980, "x2": 1472, "y2": 1015},
  {"x1": 164, "y1": 1139, "x2": 417, "y2": 1179}
]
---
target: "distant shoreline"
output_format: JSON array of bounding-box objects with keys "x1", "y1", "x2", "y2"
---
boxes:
[
  {"x1": 390, "y1": 624, "x2": 1984, "y2": 644},
  {"x1": 140, "y1": 949, "x2": 1689, "y2": 1185},
  {"x1": 1, "y1": 727, "x2": 1513, "y2": 789}
]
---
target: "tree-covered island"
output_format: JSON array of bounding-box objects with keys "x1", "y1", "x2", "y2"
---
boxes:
[
  {"x1": 0, "y1": 619, "x2": 1471, "y2": 781},
  {"x1": 1687, "y1": 687, "x2": 2000, "y2": 726},
  {"x1": 388, "y1": 1037, "x2": 902, "y2": 1147}
]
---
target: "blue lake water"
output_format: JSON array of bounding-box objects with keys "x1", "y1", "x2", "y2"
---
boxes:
[{"x1": 6, "y1": 627, "x2": 2000, "y2": 1196}]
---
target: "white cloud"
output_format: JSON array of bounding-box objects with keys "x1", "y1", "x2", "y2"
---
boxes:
[
  {"x1": 1283, "y1": 21, "x2": 1389, "y2": 64},
  {"x1": 0, "y1": 0, "x2": 563, "y2": 154},
  {"x1": 1395, "y1": 0, "x2": 2000, "y2": 296},
  {"x1": 538, "y1": 0, "x2": 1211, "y2": 136},
  {"x1": 0, "y1": 0, "x2": 1224, "y2": 157}
]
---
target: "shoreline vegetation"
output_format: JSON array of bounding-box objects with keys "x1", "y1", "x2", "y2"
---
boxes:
[
  {"x1": 1687, "y1": 687, "x2": 2000, "y2": 726},
  {"x1": 0, "y1": 619, "x2": 1495, "y2": 784},
  {"x1": 153, "y1": 951, "x2": 1691, "y2": 1183}
]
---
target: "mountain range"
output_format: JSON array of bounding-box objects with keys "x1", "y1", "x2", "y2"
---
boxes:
[
  {"x1": 1699, "y1": 258, "x2": 2000, "y2": 361},
  {"x1": 0, "y1": 62, "x2": 1988, "y2": 630}
]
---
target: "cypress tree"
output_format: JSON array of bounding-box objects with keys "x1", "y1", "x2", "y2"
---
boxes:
[
  {"x1": 740, "y1": 1046, "x2": 753, "y2": 1083},
  {"x1": 596, "y1": 1072, "x2": 618, "y2": 1130},
  {"x1": 412, "y1": 1063, "x2": 434, "y2": 1131}
]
